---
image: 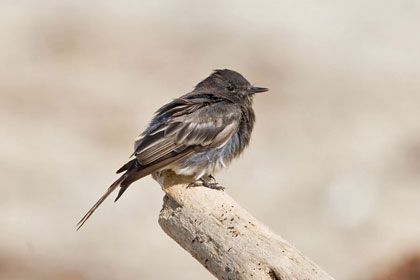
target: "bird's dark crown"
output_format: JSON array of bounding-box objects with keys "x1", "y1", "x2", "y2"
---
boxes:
[{"x1": 194, "y1": 69, "x2": 252, "y2": 98}]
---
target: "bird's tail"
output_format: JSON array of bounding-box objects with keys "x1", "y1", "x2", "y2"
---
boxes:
[{"x1": 76, "y1": 159, "x2": 139, "y2": 230}]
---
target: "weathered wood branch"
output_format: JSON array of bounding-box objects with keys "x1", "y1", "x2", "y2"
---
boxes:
[{"x1": 154, "y1": 171, "x2": 335, "y2": 280}]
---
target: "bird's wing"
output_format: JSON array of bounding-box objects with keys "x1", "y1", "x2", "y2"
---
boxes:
[{"x1": 134, "y1": 100, "x2": 241, "y2": 167}]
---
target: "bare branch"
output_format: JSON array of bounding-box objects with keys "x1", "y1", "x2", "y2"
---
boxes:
[{"x1": 155, "y1": 171, "x2": 335, "y2": 280}]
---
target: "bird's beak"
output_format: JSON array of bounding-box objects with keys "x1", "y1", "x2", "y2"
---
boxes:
[{"x1": 250, "y1": 87, "x2": 269, "y2": 94}]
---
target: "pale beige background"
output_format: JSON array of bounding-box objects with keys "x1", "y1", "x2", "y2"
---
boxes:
[{"x1": 1, "y1": 1, "x2": 420, "y2": 279}]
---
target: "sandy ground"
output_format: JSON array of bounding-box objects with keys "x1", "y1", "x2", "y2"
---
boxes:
[{"x1": 1, "y1": 1, "x2": 420, "y2": 279}]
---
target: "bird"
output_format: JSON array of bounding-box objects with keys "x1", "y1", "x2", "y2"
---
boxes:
[{"x1": 77, "y1": 69, "x2": 268, "y2": 230}]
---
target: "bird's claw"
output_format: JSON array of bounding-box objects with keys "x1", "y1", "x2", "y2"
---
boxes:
[
  {"x1": 208, "y1": 174, "x2": 216, "y2": 182},
  {"x1": 187, "y1": 182, "x2": 201, "y2": 188},
  {"x1": 187, "y1": 178, "x2": 225, "y2": 191}
]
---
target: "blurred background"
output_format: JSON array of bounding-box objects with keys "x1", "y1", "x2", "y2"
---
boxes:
[{"x1": 1, "y1": 1, "x2": 420, "y2": 279}]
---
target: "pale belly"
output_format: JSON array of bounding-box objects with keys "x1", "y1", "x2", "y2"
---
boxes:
[
  {"x1": 168, "y1": 148, "x2": 228, "y2": 179},
  {"x1": 164, "y1": 130, "x2": 244, "y2": 179}
]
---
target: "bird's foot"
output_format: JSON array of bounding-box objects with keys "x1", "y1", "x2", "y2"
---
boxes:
[{"x1": 187, "y1": 177, "x2": 225, "y2": 190}]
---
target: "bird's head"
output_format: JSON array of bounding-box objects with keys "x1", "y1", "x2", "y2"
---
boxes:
[{"x1": 195, "y1": 69, "x2": 268, "y2": 102}]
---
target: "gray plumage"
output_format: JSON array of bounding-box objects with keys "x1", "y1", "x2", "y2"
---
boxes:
[{"x1": 77, "y1": 69, "x2": 268, "y2": 230}]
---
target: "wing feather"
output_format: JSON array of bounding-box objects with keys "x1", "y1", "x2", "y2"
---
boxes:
[
  {"x1": 138, "y1": 140, "x2": 181, "y2": 165},
  {"x1": 132, "y1": 99, "x2": 241, "y2": 172}
]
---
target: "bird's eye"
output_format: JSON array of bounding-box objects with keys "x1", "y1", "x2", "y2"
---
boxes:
[{"x1": 227, "y1": 84, "x2": 235, "y2": 91}]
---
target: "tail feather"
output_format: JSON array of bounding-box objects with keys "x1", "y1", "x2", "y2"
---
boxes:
[
  {"x1": 114, "y1": 167, "x2": 146, "y2": 202},
  {"x1": 113, "y1": 166, "x2": 153, "y2": 202},
  {"x1": 76, "y1": 174, "x2": 127, "y2": 231},
  {"x1": 116, "y1": 159, "x2": 136, "y2": 174},
  {"x1": 77, "y1": 159, "x2": 148, "y2": 230},
  {"x1": 114, "y1": 183, "x2": 129, "y2": 202},
  {"x1": 77, "y1": 151, "x2": 193, "y2": 230}
]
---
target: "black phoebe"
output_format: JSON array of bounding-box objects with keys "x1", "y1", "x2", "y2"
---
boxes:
[{"x1": 77, "y1": 69, "x2": 268, "y2": 230}]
